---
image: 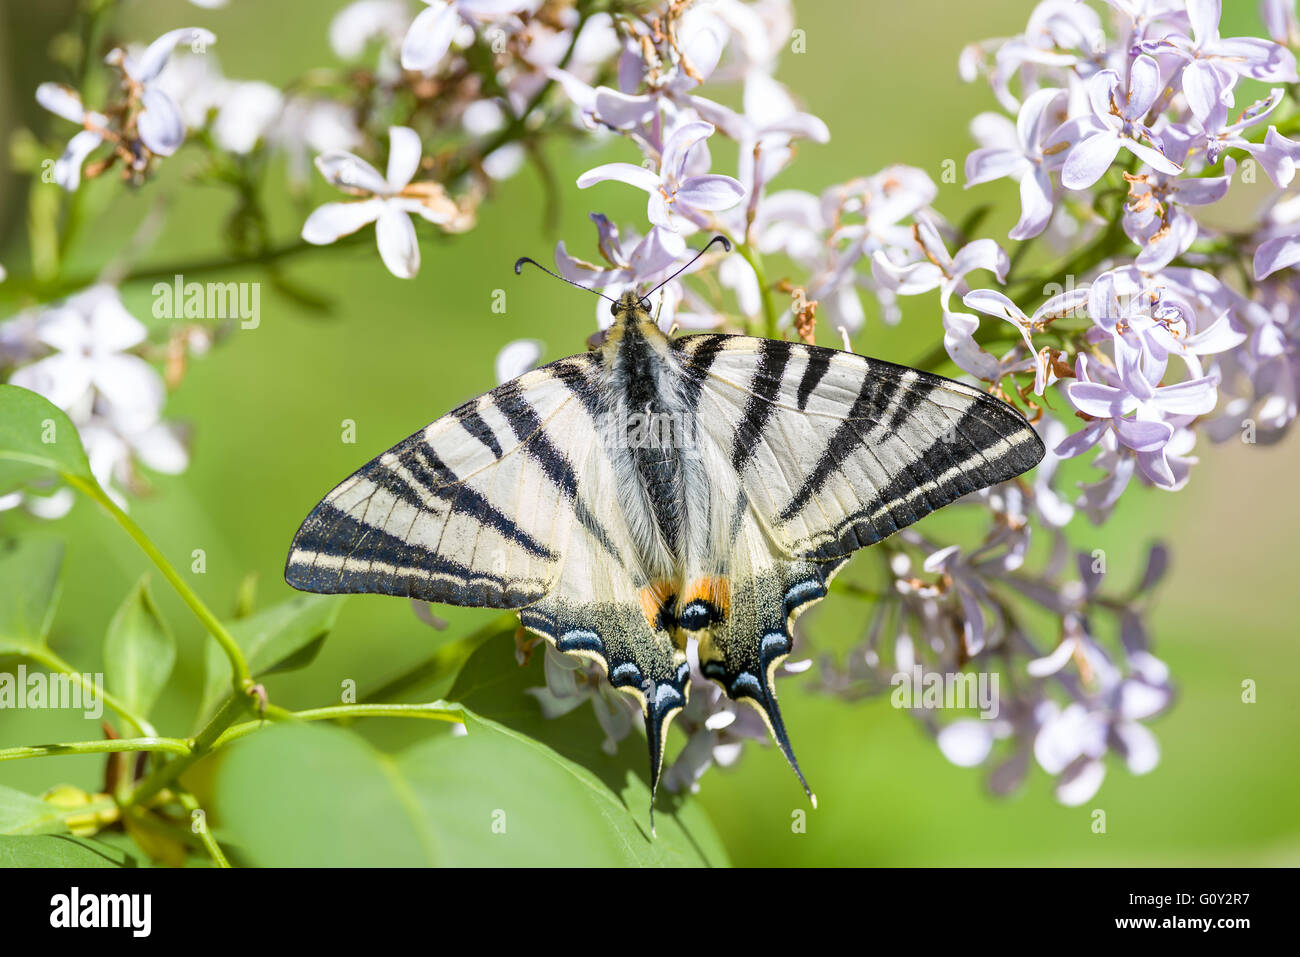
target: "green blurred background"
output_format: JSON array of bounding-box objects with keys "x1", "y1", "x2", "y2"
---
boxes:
[{"x1": 1, "y1": 0, "x2": 1297, "y2": 865}]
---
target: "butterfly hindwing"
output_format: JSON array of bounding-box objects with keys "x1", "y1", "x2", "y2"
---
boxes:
[{"x1": 517, "y1": 413, "x2": 691, "y2": 801}]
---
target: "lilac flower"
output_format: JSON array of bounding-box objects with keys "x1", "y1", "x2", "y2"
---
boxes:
[
  {"x1": 34, "y1": 84, "x2": 109, "y2": 191},
  {"x1": 401, "y1": 0, "x2": 539, "y2": 74},
  {"x1": 577, "y1": 120, "x2": 746, "y2": 233},
  {"x1": 211, "y1": 82, "x2": 284, "y2": 155},
  {"x1": 547, "y1": 8, "x2": 730, "y2": 131},
  {"x1": 693, "y1": 72, "x2": 829, "y2": 205},
  {"x1": 1060, "y1": 55, "x2": 1182, "y2": 190},
  {"x1": 8, "y1": 287, "x2": 163, "y2": 427},
  {"x1": 330, "y1": 1, "x2": 410, "y2": 60},
  {"x1": 553, "y1": 215, "x2": 686, "y2": 290},
  {"x1": 959, "y1": 286, "x2": 1086, "y2": 394},
  {"x1": 1263, "y1": 0, "x2": 1300, "y2": 47},
  {"x1": 494, "y1": 339, "x2": 542, "y2": 384},
  {"x1": 302, "y1": 126, "x2": 458, "y2": 279},
  {"x1": 106, "y1": 28, "x2": 217, "y2": 157},
  {"x1": 1140, "y1": 0, "x2": 1297, "y2": 120},
  {"x1": 1255, "y1": 232, "x2": 1300, "y2": 281},
  {"x1": 1197, "y1": 90, "x2": 1300, "y2": 188},
  {"x1": 965, "y1": 87, "x2": 1068, "y2": 239},
  {"x1": 527, "y1": 644, "x2": 635, "y2": 756},
  {"x1": 4, "y1": 287, "x2": 187, "y2": 510},
  {"x1": 871, "y1": 215, "x2": 1009, "y2": 312},
  {"x1": 1123, "y1": 140, "x2": 1234, "y2": 270},
  {"x1": 1059, "y1": 351, "x2": 1218, "y2": 487}
]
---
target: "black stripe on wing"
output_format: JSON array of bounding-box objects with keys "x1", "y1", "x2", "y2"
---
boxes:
[
  {"x1": 731, "y1": 339, "x2": 792, "y2": 471},
  {"x1": 286, "y1": 503, "x2": 548, "y2": 606}
]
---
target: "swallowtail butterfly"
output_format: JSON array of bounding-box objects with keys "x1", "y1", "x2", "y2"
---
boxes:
[{"x1": 285, "y1": 239, "x2": 1045, "y2": 819}]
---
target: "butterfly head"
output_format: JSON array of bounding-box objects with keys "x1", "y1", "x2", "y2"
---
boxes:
[
  {"x1": 609, "y1": 289, "x2": 654, "y2": 326},
  {"x1": 514, "y1": 235, "x2": 732, "y2": 342}
]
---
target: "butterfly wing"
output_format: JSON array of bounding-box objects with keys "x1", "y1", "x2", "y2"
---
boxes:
[
  {"x1": 677, "y1": 334, "x2": 1045, "y2": 560},
  {"x1": 286, "y1": 351, "x2": 691, "y2": 802},
  {"x1": 286, "y1": 355, "x2": 603, "y2": 607},
  {"x1": 673, "y1": 333, "x2": 1044, "y2": 796},
  {"x1": 516, "y1": 421, "x2": 691, "y2": 804}
]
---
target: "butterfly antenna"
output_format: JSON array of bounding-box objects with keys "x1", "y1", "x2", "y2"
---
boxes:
[
  {"x1": 641, "y1": 234, "x2": 732, "y2": 304},
  {"x1": 514, "y1": 257, "x2": 617, "y2": 304}
]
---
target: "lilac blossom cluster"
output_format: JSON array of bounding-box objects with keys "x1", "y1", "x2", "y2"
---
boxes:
[
  {"x1": 4, "y1": 0, "x2": 1297, "y2": 808},
  {"x1": 513, "y1": 0, "x2": 1299, "y2": 804}
]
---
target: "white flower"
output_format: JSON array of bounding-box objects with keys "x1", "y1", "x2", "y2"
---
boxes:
[
  {"x1": 301, "y1": 126, "x2": 455, "y2": 279},
  {"x1": 4, "y1": 286, "x2": 187, "y2": 510},
  {"x1": 494, "y1": 339, "x2": 542, "y2": 383},
  {"x1": 211, "y1": 81, "x2": 284, "y2": 155},
  {"x1": 400, "y1": 0, "x2": 541, "y2": 73},
  {"x1": 8, "y1": 286, "x2": 162, "y2": 430},
  {"x1": 107, "y1": 28, "x2": 218, "y2": 156},
  {"x1": 577, "y1": 120, "x2": 746, "y2": 233},
  {"x1": 35, "y1": 84, "x2": 110, "y2": 191},
  {"x1": 331, "y1": 0, "x2": 411, "y2": 59}
]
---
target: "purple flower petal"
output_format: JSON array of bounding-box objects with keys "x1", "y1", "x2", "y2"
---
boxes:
[
  {"x1": 1062, "y1": 130, "x2": 1120, "y2": 190},
  {"x1": 1254, "y1": 232, "x2": 1300, "y2": 279},
  {"x1": 1067, "y1": 382, "x2": 1127, "y2": 418},
  {"x1": 1010, "y1": 167, "x2": 1054, "y2": 239},
  {"x1": 385, "y1": 126, "x2": 422, "y2": 190},
  {"x1": 675, "y1": 174, "x2": 746, "y2": 211},
  {"x1": 576, "y1": 162, "x2": 659, "y2": 194},
  {"x1": 1114, "y1": 416, "x2": 1174, "y2": 452},
  {"x1": 1126, "y1": 54, "x2": 1162, "y2": 119},
  {"x1": 964, "y1": 147, "x2": 1025, "y2": 187},
  {"x1": 132, "y1": 28, "x2": 215, "y2": 83},
  {"x1": 137, "y1": 89, "x2": 186, "y2": 156},
  {"x1": 36, "y1": 83, "x2": 86, "y2": 124}
]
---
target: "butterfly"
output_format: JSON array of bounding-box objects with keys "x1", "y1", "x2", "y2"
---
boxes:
[{"x1": 285, "y1": 238, "x2": 1045, "y2": 821}]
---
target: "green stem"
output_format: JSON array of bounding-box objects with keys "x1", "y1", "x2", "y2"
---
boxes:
[
  {"x1": 0, "y1": 736, "x2": 190, "y2": 762},
  {"x1": 174, "y1": 789, "x2": 230, "y2": 869},
  {"x1": 65, "y1": 473, "x2": 252, "y2": 692},
  {"x1": 735, "y1": 242, "x2": 780, "y2": 338},
  {"x1": 212, "y1": 701, "x2": 465, "y2": 749},
  {"x1": 123, "y1": 693, "x2": 250, "y2": 810}
]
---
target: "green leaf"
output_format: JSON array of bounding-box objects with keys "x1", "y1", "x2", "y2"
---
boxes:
[
  {"x1": 103, "y1": 576, "x2": 175, "y2": 718},
  {"x1": 0, "y1": 536, "x2": 64, "y2": 657},
  {"x1": 0, "y1": 384, "x2": 93, "y2": 493},
  {"x1": 0, "y1": 785, "x2": 70, "y2": 836},
  {"x1": 0, "y1": 835, "x2": 137, "y2": 868},
  {"x1": 199, "y1": 594, "x2": 344, "y2": 720},
  {"x1": 214, "y1": 713, "x2": 729, "y2": 866}
]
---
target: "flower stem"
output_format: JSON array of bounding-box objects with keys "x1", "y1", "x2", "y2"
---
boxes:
[
  {"x1": 212, "y1": 701, "x2": 465, "y2": 749},
  {"x1": 735, "y1": 241, "x2": 780, "y2": 338},
  {"x1": 65, "y1": 473, "x2": 253, "y2": 692},
  {"x1": 0, "y1": 736, "x2": 190, "y2": 762},
  {"x1": 124, "y1": 692, "x2": 250, "y2": 810},
  {"x1": 174, "y1": 788, "x2": 230, "y2": 868}
]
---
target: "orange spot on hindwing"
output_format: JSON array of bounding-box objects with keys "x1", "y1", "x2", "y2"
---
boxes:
[
  {"x1": 639, "y1": 581, "x2": 676, "y2": 632},
  {"x1": 678, "y1": 577, "x2": 731, "y2": 632}
]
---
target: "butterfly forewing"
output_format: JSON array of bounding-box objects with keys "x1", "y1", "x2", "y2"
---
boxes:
[
  {"x1": 285, "y1": 356, "x2": 600, "y2": 607},
  {"x1": 678, "y1": 335, "x2": 1045, "y2": 561}
]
